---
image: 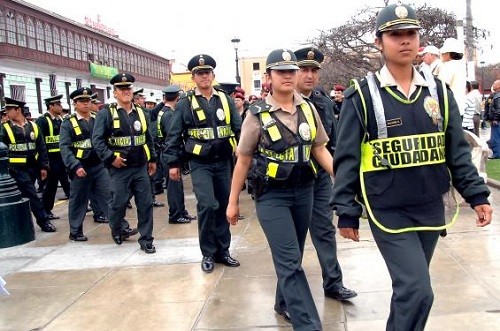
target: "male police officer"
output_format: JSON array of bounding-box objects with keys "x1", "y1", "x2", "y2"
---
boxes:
[
  {"x1": 60, "y1": 87, "x2": 111, "y2": 241},
  {"x1": 1, "y1": 97, "x2": 56, "y2": 232},
  {"x1": 92, "y1": 73, "x2": 156, "y2": 253},
  {"x1": 36, "y1": 94, "x2": 71, "y2": 219},
  {"x1": 158, "y1": 85, "x2": 195, "y2": 224},
  {"x1": 294, "y1": 46, "x2": 357, "y2": 301},
  {"x1": 164, "y1": 54, "x2": 242, "y2": 272}
]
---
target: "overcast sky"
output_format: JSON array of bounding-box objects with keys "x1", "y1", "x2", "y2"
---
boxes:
[{"x1": 23, "y1": 0, "x2": 499, "y2": 82}]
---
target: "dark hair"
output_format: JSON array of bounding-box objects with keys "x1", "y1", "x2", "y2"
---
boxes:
[
  {"x1": 470, "y1": 81, "x2": 479, "y2": 89},
  {"x1": 450, "y1": 52, "x2": 463, "y2": 60}
]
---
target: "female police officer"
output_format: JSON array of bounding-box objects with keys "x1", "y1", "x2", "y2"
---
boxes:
[
  {"x1": 332, "y1": 3, "x2": 492, "y2": 330},
  {"x1": 227, "y1": 49, "x2": 333, "y2": 330}
]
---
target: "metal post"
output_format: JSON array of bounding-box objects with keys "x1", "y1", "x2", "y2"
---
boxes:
[
  {"x1": 231, "y1": 38, "x2": 241, "y2": 84},
  {"x1": 480, "y1": 61, "x2": 485, "y2": 97}
]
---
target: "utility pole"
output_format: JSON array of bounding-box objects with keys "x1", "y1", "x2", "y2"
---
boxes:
[{"x1": 465, "y1": 0, "x2": 475, "y2": 80}]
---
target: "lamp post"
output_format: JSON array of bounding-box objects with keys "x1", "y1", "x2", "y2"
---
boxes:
[
  {"x1": 480, "y1": 61, "x2": 485, "y2": 97},
  {"x1": 231, "y1": 37, "x2": 241, "y2": 84}
]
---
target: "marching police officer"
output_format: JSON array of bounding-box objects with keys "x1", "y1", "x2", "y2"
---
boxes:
[
  {"x1": 227, "y1": 49, "x2": 334, "y2": 329},
  {"x1": 1, "y1": 97, "x2": 56, "y2": 232},
  {"x1": 92, "y1": 73, "x2": 156, "y2": 253},
  {"x1": 332, "y1": 4, "x2": 492, "y2": 330},
  {"x1": 293, "y1": 46, "x2": 357, "y2": 301},
  {"x1": 158, "y1": 85, "x2": 195, "y2": 224},
  {"x1": 36, "y1": 94, "x2": 71, "y2": 219},
  {"x1": 164, "y1": 54, "x2": 242, "y2": 273},
  {"x1": 59, "y1": 87, "x2": 111, "y2": 241}
]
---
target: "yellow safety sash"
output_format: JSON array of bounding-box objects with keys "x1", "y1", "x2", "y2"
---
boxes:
[
  {"x1": 353, "y1": 76, "x2": 457, "y2": 233},
  {"x1": 3, "y1": 121, "x2": 39, "y2": 164},
  {"x1": 157, "y1": 110, "x2": 164, "y2": 138},
  {"x1": 109, "y1": 105, "x2": 150, "y2": 161},
  {"x1": 44, "y1": 116, "x2": 60, "y2": 153}
]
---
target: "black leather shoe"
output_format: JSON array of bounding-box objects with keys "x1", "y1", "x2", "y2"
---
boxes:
[
  {"x1": 215, "y1": 255, "x2": 240, "y2": 267},
  {"x1": 140, "y1": 243, "x2": 156, "y2": 254},
  {"x1": 126, "y1": 202, "x2": 133, "y2": 209},
  {"x1": 122, "y1": 227, "x2": 138, "y2": 239},
  {"x1": 46, "y1": 212, "x2": 60, "y2": 220},
  {"x1": 325, "y1": 286, "x2": 358, "y2": 301},
  {"x1": 69, "y1": 233, "x2": 88, "y2": 242},
  {"x1": 111, "y1": 233, "x2": 123, "y2": 245},
  {"x1": 152, "y1": 201, "x2": 165, "y2": 207},
  {"x1": 93, "y1": 215, "x2": 108, "y2": 223},
  {"x1": 274, "y1": 305, "x2": 291, "y2": 323},
  {"x1": 38, "y1": 221, "x2": 57, "y2": 232},
  {"x1": 201, "y1": 256, "x2": 214, "y2": 273},
  {"x1": 168, "y1": 217, "x2": 191, "y2": 224}
]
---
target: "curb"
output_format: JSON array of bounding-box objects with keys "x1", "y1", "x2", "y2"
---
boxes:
[{"x1": 487, "y1": 178, "x2": 500, "y2": 190}]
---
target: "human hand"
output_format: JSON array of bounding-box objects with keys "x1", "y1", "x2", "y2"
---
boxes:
[
  {"x1": 226, "y1": 203, "x2": 240, "y2": 225},
  {"x1": 75, "y1": 167, "x2": 87, "y2": 178},
  {"x1": 474, "y1": 204, "x2": 492, "y2": 227},
  {"x1": 112, "y1": 156, "x2": 127, "y2": 168},
  {"x1": 169, "y1": 167, "x2": 181, "y2": 181},
  {"x1": 40, "y1": 169, "x2": 47, "y2": 181},
  {"x1": 339, "y1": 228, "x2": 360, "y2": 242}
]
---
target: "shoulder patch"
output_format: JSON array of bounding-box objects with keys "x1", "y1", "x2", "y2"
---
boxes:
[{"x1": 249, "y1": 100, "x2": 271, "y2": 115}]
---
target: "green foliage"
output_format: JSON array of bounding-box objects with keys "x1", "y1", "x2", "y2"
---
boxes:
[{"x1": 486, "y1": 159, "x2": 500, "y2": 181}]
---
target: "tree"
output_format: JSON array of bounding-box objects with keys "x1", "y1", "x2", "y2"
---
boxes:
[{"x1": 312, "y1": 3, "x2": 488, "y2": 92}]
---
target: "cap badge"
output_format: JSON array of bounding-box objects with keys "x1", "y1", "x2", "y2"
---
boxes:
[
  {"x1": 395, "y1": 5, "x2": 408, "y2": 19},
  {"x1": 121, "y1": 76, "x2": 127, "y2": 82},
  {"x1": 282, "y1": 51, "x2": 292, "y2": 61},
  {"x1": 307, "y1": 50, "x2": 315, "y2": 60},
  {"x1": 198, "y1": 57, "x2": 205, "y2": 66},
  {"x1": 83, "y1": 90, "x2": 89, "y2": 95}
]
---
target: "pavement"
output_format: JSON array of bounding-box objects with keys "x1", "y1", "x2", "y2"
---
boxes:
[{"x1": 1, "y1": 166, "x2": 500, "y2": 330}]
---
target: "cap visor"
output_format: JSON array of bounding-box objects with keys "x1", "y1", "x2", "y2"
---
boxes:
[
  {"x1": 380, "y1": 24, "x2": 421, "y2": 32},
  {"x1": 269, "y1": 64, "x2": 300, "y2": 70}
]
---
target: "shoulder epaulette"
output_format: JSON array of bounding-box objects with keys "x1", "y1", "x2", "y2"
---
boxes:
[{"x1": 249, "y1": 100, "x2": 272, "y2": 115}]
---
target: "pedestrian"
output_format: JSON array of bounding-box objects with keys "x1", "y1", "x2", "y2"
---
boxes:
[
  {"x1": 92, "y1": 72, "x2": 155, "y2": 253},
  {"x1": 60, "y1": 87, "x2": 111, "y2": 241},
  {"x1": 293, "y1": 46, "x2": 357, "y2": 301},
  {"x1": 1, "y1": 97, "x2": 56, "y2": 232},
  {"x1": 164, "y1": 54, "x2": 241, "y2": 273},
  {"x1": 332, "y1": 4, "x2": 493, "y2": 331},
  {"x1": 158, "y1": 85, "x2": 196, "y2": 224},
  {"x1": 227, "y1": 48, "x2": 334, "y2": 329},
  {"x1": 36, "y1": 94, "x2": 71, "y2": 219},
  {"x1": 484, "y1": 80, "x2": 500, "y2": 158}
]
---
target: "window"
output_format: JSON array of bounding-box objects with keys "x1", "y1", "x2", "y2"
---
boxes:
[
  {"x1": 0, "y1": 10, "x2": 6, "y2": 43},
  {"x1": 253, "y1": 80, "x2": 261, "y2": 89},
  {"x1": 17, "y1": 15, "x2": 26, "y2": 47},
  {"x1": 60, "y1": 29, "x2": 67, "y2": 56},
  {"x1": 103, "y1": 44, "x2": 109, "y2": 65},
  {"x1": 253, "y1": 62, "x2": 260, "y2": 71},
  {"x1": 10, "y1": 85, "x2": 26, "y2": 103},
  {"x1": 98, "y1": 42, "x2": 104, "y2": 63},
  {"x1": 80, "y1": 36, "x2": 86, "y2": 60},
  {"x1": 75, "y1": 35, "x2": 81, "y2": 60},
  {"x1": 6, "y1": 12, "x2": 16, "y2": 45},
  {"x1": 87, "y1": 37, "x2": 93, "y2": 57},
  {"x1": 68, "y1": 32, "x2": 74, "y2": 58},
  {"x1": 44, "y1": 23, "x2": 52, "y2": 54},
  {"x1": 36, "y1": 21, "x2": 44, "y2": 51},
  {"x1": 53, "y1": 27, "x2": 60, "y2": 55},
  {"x1": 93, "y1": 40, "x2": 98, "y2": 61},
  {"x1": 27, "y1": 18, "x2": 36, "y2": 49}
]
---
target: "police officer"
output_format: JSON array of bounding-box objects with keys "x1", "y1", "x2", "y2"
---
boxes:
[
  {"x1": 164, "y1": 54, "x2": 241, "y2": 273},
  {"x1": 227, "y1": 49, "x2": 334, "y2": 329},
  {"x1": 60, "y1": 87, "x2": 111, "y2": 241},
  {"x1": 36, "y1": 94, "x2": 71, "y2": 219},
  {"x1": 158, "y1": 85, "x2": 195, "y2": 224},
  {"x1": 92, "y1": 73, "x2": 155, "y2": 253},
  {"x1": 332, "y1": 4, "x2": 492, "y2": 330},
  {"x1": 1, "y1": 97, "x2": 56, "y2": 232},
  {"x1": 293, "y1": 47, "x2": 357, "y2": 301}
]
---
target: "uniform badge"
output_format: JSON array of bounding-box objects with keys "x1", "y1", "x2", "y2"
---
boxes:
[
  {"x1": 133, "y1": 120, "x2": 142, "y2": 132},
  {"x1": 423, "y1": 96, "x2": 442, "y2": 130},
  {"x1": 282, "y1": 51, "x2": 292, "y2": 61},
  {"x1": 395, "y1": 5, "x2": 409, "y2": 18},
  {"x1": 216, "y1": 108, "x2": 225, "y2": 121},
  {"x1": 298, "y1": 123, "x2": 311, "y2": 141},
  {"x1": 30, "y1": 131, "x2": 35, "y2": 140}
]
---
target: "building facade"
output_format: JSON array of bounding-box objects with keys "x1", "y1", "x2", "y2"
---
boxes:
[{"x1": 0, "y1": 0, "x2": 170, "y2": 116}]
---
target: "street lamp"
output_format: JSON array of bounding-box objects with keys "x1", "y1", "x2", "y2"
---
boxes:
[
  {"x1": 480, "y1": 60, "x2": 485, "y2": 97},
  {"x1": 231, "y1": 37, "x2": 241, "y2": 84}
]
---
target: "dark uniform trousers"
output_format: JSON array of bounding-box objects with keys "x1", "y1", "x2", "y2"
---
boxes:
[
  {"x1": 89, "y1": 193, "x2": 104, "y2": 217},
  {"x1": 69, "y1": 164, "x2": 110, "y2": 234},
  {"x1": 153, "y1": 148, "x2": 165, "y2": 192},
  {"x1": 256, "y1": 185, "x2": 322, "y2": 330},
  {"x1": 189, "y1": 158, "x2": 231, "y2": 258},
  {"x1": 164, "y1": 163, "x2": 186, "y2": 221},
  {"x1": 10, "y1": 167, "x2": 48, "y2": 224},
  {"x1": 108, "y1": 165, "x2": 154, "y2": 246},
  {"x1": 310, "y1": 169, "x2": 343, "y2": 291},
  {"x1": 369, "y1": 201, "x2": 444, "y2": 331},
  {"x1": 42, "y1": 155, "x2": 70, "y2": 212}
]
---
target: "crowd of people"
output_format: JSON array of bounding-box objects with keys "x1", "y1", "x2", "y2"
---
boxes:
[{"x1": 0, "y1": 2, "x2": 497, "y2": 330}]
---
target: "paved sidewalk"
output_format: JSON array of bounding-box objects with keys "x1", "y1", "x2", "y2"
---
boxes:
[{"x1": 0, "y1": 175, "x2": 499, "y2": 330}]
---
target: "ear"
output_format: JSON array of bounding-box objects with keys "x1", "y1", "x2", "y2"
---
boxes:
[{"x1": 374, "y1": 36, "x2": 383, "y2": 51}]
